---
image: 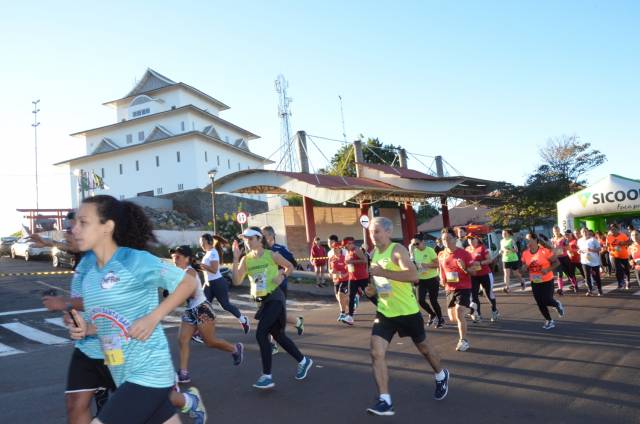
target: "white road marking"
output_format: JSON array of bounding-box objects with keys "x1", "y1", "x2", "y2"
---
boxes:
[
  {"x1": 0, "y1": 308, "x2": 48, "y2": 317},
  {"x1": 44, "y1": 317, "x2": 67, "y2": 328},
  {"x1": 0, "y1": 342, "x2": 24, "y2": 357},
  {"x1": 1, "y1": 322, "x2": 69, "y2": 345}
]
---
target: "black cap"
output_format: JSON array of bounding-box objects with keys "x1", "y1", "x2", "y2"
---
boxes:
[{"x1": 169, "y1": 245, "x2": 193, "y2": 257}]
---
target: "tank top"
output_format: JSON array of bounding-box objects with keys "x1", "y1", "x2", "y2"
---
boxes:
[
  {"x1": 413, "y1": 246, "x2": 439, "y2": 279},
  {"x1": 371, "y1": 243, "x2": 419, "y2": 318},
  {"x1": 186, "y1": 265, "x2": 207, "y2": 309},
  {"x1": 501, "y1": 238, "x2": 518, "y2": 262},
  {"x1": 245, "y1": 250, "x2": 279, "y2": 298}
]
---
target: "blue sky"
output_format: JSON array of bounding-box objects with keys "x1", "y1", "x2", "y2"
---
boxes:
[{"x1": 1, "y1": 1, "x2": 639, "y2": 235}]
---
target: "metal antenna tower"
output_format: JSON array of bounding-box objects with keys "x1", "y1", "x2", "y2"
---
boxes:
[
  {"x1": 274, "y1": 74, "x2": 298, "y2": 172},
  {"x1": 32, "y1": 100, "x2": 41, "y2": 210}
]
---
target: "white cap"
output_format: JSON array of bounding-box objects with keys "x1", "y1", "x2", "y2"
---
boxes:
[{"x1": 240, "y1": 228, "x2": 262, "y2": 238}]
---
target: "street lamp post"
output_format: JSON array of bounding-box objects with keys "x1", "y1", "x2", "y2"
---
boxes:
[
  {"x1": 32, "y1": 100, "x2": 40, "y2": 211},
  {"x1": 208, "y1": 168, "x2": 218, "y2": 234}
]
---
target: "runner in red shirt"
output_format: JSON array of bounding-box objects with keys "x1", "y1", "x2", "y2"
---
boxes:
[
  {"x1": 629, "y1": 230, "x2": 640, "y2": 289},
  {"x1": 520, "y1": 232, "x2": 564, "y2": 330},
  {"x1": 466, "y1": 235, "x2": 499, "y2": 323},
  {"x1": 551, "y1": 225, "x2": 577, "y2": 295},
  {"x1": 328, "y1": 241, "x2": 350, "y2": 324},
  {"x1": 343, "y1": 237, "x2": 371, "y2": 325},
  {"x1": 567, "y1": 230, "x2": 586, "y2": 288},
  {"x1": 310, "y1": 236, "x2": 327, "y2": 288},
  {"x1": 438, "y1": 228, "x2": 477, "y2": 352}
]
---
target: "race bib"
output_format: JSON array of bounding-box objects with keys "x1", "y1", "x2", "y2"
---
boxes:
[
  {"x1": 101, "y1": 335, "x2": 125, "y2": 366},
  {"x1": 347, "y1": 264, "x2": 355, "y2": 273},
  {"x1": 615, "y1": 246, "x2": 621, "y2": 252},
  {"x1": 446, "y1": 271, "x2": 459, "y2": 283},
  {"x1": 586, "y1": 253, "x2": 595, "y2": 263},
  {"x1": 468, "y1": 264, "x2": 481, "y2": 273},
  {"x1": 553, "y1": 248, "x2": 563, "y2": 256},
  {"x1": 250, "y1": 271, "x2": 268, "y2": 298},
  {"x1": 530, "y1": 273, "x2": 543, "y2": 283},
  {"x1": 373, "y1": 276, "x2": 393, "y2": 298}
]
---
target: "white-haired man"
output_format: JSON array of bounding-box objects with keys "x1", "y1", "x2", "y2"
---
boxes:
[{"x1": 366, "y1": 217, "x2": 449, "y2": 416}]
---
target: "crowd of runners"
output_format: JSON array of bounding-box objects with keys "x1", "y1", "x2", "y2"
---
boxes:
[{"x1": 32, "y1": 194, "x2": 640, "y2": 422}]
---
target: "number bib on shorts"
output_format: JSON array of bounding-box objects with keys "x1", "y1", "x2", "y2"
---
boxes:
[{"x1": 101, "y1": 335, "x2": 125, "y2": 366}]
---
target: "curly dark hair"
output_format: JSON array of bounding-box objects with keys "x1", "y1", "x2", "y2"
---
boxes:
[{"x1": 83, "y1": 195, "x2": 156, "y2": 250}]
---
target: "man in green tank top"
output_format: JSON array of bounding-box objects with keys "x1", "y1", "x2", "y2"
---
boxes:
[{"x1": 365, "y1": 217, "x2": 449, "y2": 416}]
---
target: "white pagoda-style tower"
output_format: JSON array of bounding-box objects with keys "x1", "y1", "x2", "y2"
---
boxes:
[{"x1": 56, "y1": 69, "x2": 271, "y2": 207}]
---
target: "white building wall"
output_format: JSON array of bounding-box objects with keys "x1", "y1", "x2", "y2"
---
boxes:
[
  {"x1": 66, "y1": 136, "x2": 266, "y2": 207},
  {"x1": 83, "y1": 110, "x2": 251, "y2": 155}
]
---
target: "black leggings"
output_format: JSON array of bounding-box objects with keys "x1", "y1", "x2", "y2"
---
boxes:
[
  {"x1": 613, "y1": 258, "x2": 631, "y2": 286},
  {"x1": 204, "y1": 277, "x2": 241, "y2": 319},
  {"x1": 571, "y1": 261, "x2": 585, "y2": 279},
  {"x1": 348, "y1": 278, "x2": 374, "y2": 316},
  {"x1": 531, "y1": 281, "x2": 560, "y2": 321},
  {"x1": 256, "y1": 299, "x2": 304, "y2": 374},
  {"x1": 471, "y1": 274, "x2": 497, "y2": 315},
  {"x1": 417, "y1": 277, "x2": 442, "y2": 319},
  {"x1": 557, "y1": 256, "x2": 575, "y2": 279},
  {"x1": 600, "y1": 252, "x2": 612, "y2": 274},
  {"x1": 582, "y1": 264, "x2": 602, "y2": 293}
]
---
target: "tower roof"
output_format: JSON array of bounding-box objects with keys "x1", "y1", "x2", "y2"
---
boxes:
[
  {"x1": 102, "y1": 69, "x2": 230, "y2": 111},
  {"x1": 126, "y1": 68, "x2": 176, "y2": 98}
]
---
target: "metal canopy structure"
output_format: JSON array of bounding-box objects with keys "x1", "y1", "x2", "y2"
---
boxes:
[
  {"x1": 207, "y1": 169, "x2": 435, "y2": 204},
  {"x1": 207, "y1": 132, "x2": 498, "y2": 249}
]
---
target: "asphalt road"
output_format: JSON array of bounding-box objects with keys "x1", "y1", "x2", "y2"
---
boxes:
[{"x1": 1, "y1": 256, "x2": 639, "y2": 423}]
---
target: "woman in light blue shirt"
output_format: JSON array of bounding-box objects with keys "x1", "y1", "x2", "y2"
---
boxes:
[{"x1": 68, "y1": 195, "x2": 205, "y2": 424}]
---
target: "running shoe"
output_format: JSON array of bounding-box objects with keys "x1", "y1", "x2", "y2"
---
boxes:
[
  {"x1": 490, "y1": 310, "x2": 500, "y2": 323},
  {"x1": 557, "y1": 288, "x2": 564, "y2": 296},
  {"x1": 542, "y1": 320, "x2": 556, "y2": 330},
  {"x1": 598, "y1": 291, "x2": 603, "y2": 296},
  {"x1": 427, "y1": 314, "x2": 437, "y2": 327},
  {"x1": 253, "y1": 375, "x2": 275, "y2": 389},
  {"x1": 570, "y1": 285, "x2": 577, "y2": 293},
  {"x1": 271, "y1": 342, "x2": 280, "y2": 355},
  {"x1": 343, "y1": 315, "x2": 354, "y2": 325},
  {"x1": 585, "y1": 290, "x2": 592, "y2": 297},
  {"x1": 185, "y1": 387, "x2": 207, "y2": 424},
  {"x1": 177, "y1": 369, "x2": 191, "y2": 384},
  {"x1": 436, "y1": 317, "x2": 445, "y2": 328},
  {"x1": 240, "y1": 316, "x2": 250, "y2": 334},
  {"x1": 366, "y1": 398, "x2": 394, "y2": 416},
  {"x1": 295, "y1": 317, "x2": 304, "y2": 335},
  {"x1": 354, "y1": 294, "x2": 360, "y2": 311},
  {"x1": 455, "y1": 339, "x2": 470, "y2": 352},
  {"x1": 232, "y1": 343, "x2": 244, "y2": 366},
  {"x1": 521, "y1": 281, "x2": 526, "y2": 291},
  {"x1": 555, "y1": 301, "x2": 565, "y2": 318},
  {"x1": 337, "y1": 313, "x2": 346, "y2": 322},
  {"x1": 469, "y1": 302, "x2": 478, "y2": 316},
  {"x1": 191, "y1": 333, "x2": 204, "y2": 344},
  {"x1": 471, "y1": 313, "x2": 482, "y2": 324},
  {"x1": 503, "y1": 286, "x2": 511, "y2": 294},
  {"x1": 295, "y1": 357, "x2": 313, "y2": 380},
  {"x1": 434, "y1": 368, "x2": 450, "y2": 400},
  {"x1": 625, "y1": 283, "x2": 630, "y2": 290}
]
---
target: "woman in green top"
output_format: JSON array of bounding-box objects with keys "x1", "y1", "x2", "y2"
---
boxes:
[
  {"x1": 232, "y1": 227, "x2": 313, "y2": 390},
  {"x1": 500, "y1": 230, "x2": 526, "y2": 293}
]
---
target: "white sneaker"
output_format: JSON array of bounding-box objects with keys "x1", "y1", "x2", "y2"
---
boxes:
[
  {"x1": 542, "y1": 320, "x2": 556, "y2": 330},
  {"x1": 555, "y1": 301, "x2": 565, "y2": 318},
  {"x1": 337, "y1": 313, "x2": 345, "y2": 322},
  {"x1": 490, "y1": 310, "x2": 500, "y2": 322},
  {"x1": 455, "y1": 339, "x2": 470, "y2": 352},
  {"x1": 343, "y1": 315, "x2": 354, "y2": 326}
]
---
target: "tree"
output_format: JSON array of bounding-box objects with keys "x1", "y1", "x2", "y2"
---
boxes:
[
  {"x1": 415, "y1": 203, "x2": 439, "y2": 225},
  {"x1": 321, "y1": 137, "x2": 399, "y2": 177},
  {"x1": 487, "y1": 135, "x2": 606, "y2": 231}
]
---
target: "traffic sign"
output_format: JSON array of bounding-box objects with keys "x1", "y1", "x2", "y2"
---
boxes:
[
  {"x1": 359, "y1": 214, "x2": 370, "y2": 229},
  {"x1": 236, "y1": 211, "x2": 248, "y2": 224}
]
